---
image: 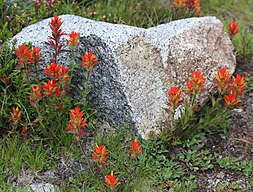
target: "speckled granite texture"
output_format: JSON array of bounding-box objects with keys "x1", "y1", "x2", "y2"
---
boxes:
[{"x1": 11, "y1": 15, "x2": 236, "y2": 138}]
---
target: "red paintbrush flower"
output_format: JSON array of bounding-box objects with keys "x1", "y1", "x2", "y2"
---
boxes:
[
  {"x1": 230, "y1": 74, "x2": 247, "y2": 96},
  {"x1": 40, "y1": 80, "x2": 57, "y2": 96},
  {"x1": 171, "y1": 0, "x2": 187, "y2": 9},
  {"x1": 49, "y1": 16, "x2": 64, "y2": 34},
  {"x1": 224, "y1": 92, "x2": 239, "y2": 108},
  {"x1": 48, "y1": 16, "x2": 66, "y2": 62},
  {"x1": 31, "y1": 46, "x2": 42, "y2": 63},
  {"x1": 80, "y1": 52, "x2": 99, "y2": 70},
  {"x1": 93, "y1": 145, "x2": 109, "y2": 167},
  {"x1": 43, "y1": 62, "x2": 60, "y2": 78},
  {"x1": 66, "y1": 107, "x2": 88, "y2": 138},
  {"x1": 167, "y1": 86, "x2": 182, "y2": 111},
  {"x1": 186, "y1": 69, "x2": 206, "y2": 95},
  {"x1": 13, "y1": 45, "x2": 33, "y2": 69},
  {"x1": 128, "y1": 138, "x2": 142, "y2": 159},
  {"x1": 215, "y1": 68, "x2": 230, "y2": 93},
  {"x1": 10, "y1": 107, "x2": 22, "y2": 125},
  {"x1": 105, "y1": 171, "x2": 120, "y2": 191},
  {"x1": 186, "y1": 0, "x2": 202, "y2": 15},
  {"x1": 228, "y1": 21, "x2": 239, "y2": 39},
  {"x1": 29, "y1": 85, "x2": 43, "y2": 105},
  {"x1": 67, "y1": 31, "x2": 80, "y2": 49}
]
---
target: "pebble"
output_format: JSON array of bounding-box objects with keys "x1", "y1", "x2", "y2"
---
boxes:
[
  {"x1": 233, "y1": 108, "x2": 243, "y2": 113},
  {"x1": 216, "y1": 172, "x2": 225, "y2": 179}
]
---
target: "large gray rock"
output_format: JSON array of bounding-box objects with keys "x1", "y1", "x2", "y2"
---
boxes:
[{"x1": 11, "y1": 15, "x2": 236, "y2": 139}]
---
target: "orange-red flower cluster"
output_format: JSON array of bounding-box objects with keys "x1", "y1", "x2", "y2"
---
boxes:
[
  {"x1": 93, "y1": 145, "x2": 109, "y2": 167},
  {"x1": 49, "y1": 15, "x2": 64, "y2": 36},
  {"x1": 167, "y1": 87, "x2": 182, "y2": 111},
  {"x1": 186, "y1": 69, "x2": 206, "y2": 94},
  {"x1": 128, "y1": 138, "x2": 142, "y2": 159},
  {"x1": 67, "y1": 31, "x2": 80, "y2": 49},
  {"x1": 172, "y1": 0, "x2": 187, "y2": 9},
  {"x1": 14, "y1": 45, "x2": 33, "y2": 67},
  {"x1": 105, "y1": 171, "x2": 120, "y2": 191},
  {"x1": 14, "y1": 45, "x2": 42, "y2": 71},
  {"x1": 29, "y1": 85, "x2": 43, "y2": 106},
  {"x1": 171, "y1": 0, "x2": 202, "y2": 16},
  {"x1": 187, "y1": 0, "x2": 202, "y2": 15},
  {"x1": 41, "y1": 62, "x2": 70, "y2": 100},
  {"x1": 215, "y1": 68, "x2": 247, "y2": 108},
  {"x1": 80, "y1": 52, "x2": 99, "y2": 70},
  {"x1": 10, "y1": 107, "x2": 22, "y2": 125},
  {"x1": 28, "y1": 62, "x2": 69, "y2": 106},
  {"x1": 166, "y1": 68, "x2": 246, "y2": 113},
  {"x1": 31, "y1": 46, "x2": 42, "y2": 63},
  {"x1": 43, "y1": 62, "x2": 70, "y2": 85},
  {"x1": 40, "y1": 80, "x2": 58, "y2": 96},
  {"x1": 230, "y1": 74, "x2": 247, "y2": 96},
  {"x1": 228, "y1": 21, "x2": 239, "y2": 39},
  {"x1": 43, "y1": 62, "x2": 61, "y2": 78},
  {"x1": 215, "y1": 68, "x2": 230, "y2": 93},
  {"x1": 66, "y1": 107, "x2": 88, "y2": 137},
  {"x1": 224, "y1": 92, "x2": 239, "y2": 108}
]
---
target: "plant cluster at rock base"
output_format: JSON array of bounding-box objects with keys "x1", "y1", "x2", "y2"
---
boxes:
[{"x1": 163, "y1": 68, "x2": 247, "y2": 143}]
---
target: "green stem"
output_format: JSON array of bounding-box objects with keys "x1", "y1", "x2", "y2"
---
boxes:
[
  {"x1": 34, "y1": 61, "x2": 40, "y2": 83},
  {"x1": 188, "y1": 94, "x2": 197, "y2": 118},
  {"x1": 190, "y1": 94, "x2": 196, "y2": 107},
  {"x1": 8, "y1": 123, "x2": 18, "y2": 136},
  {"x1": 69, "y1": 50, "x2": 75, "y2": 80},
  {"x1": 0, "y1": 87, "x2": 8, "y2": 115},
  {"x1": 24, "y1": 63, "x2": 31, "y2": 87},
  {"x1": 170, "y1": 110, "x2": 175, "y2": 132},
  {"x1": 35, "y1": 105, "x2": 45, "y2": 129}
]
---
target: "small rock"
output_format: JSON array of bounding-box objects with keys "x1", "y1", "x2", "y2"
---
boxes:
[
  {"x1": 216, "y1": 171, "x2": 225, "y2": 179},
  {"x1": 30, "y1": 183, "x2": 59, "y2": 192},
  {"x1": 233, "y1": 108, "x2": 243, "y2": 113}
]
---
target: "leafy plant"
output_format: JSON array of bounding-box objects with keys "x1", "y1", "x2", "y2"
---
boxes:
[
  {"x1": 85, "y1": 0, "x2": 173, "y2": 28},
  {"x1": 216, "y1": 155, "x2": 253, "y2": 177},
  {"x1": 154, "y1": 155, "x2": 184, "y2": 183},
  {"x1": 142, "y1": 137, "x2": 184, "y2": 189},
  {"x1": 169, "y1": 176, "x2": 197, "y2": 192},
  {"x1": 22, "y1": 142, "x2": 51, "y2": 175},
  {"x1": 0, "y1": 135, "x2": 52, "y2": 179},
  {"x1": 178, "y1": 148, "x2": 213, "y2": 172},
  {"x1": 164, "y1": 68, "x2": 247, "y2": 143},
  {"x1": 233, "y1": 26, "x2": 253, "y2": 61}
]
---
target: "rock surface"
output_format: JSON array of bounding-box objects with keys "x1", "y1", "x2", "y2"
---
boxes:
[{"x1": 11, "y1": 15, "x2": 236, "y2": 138}]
